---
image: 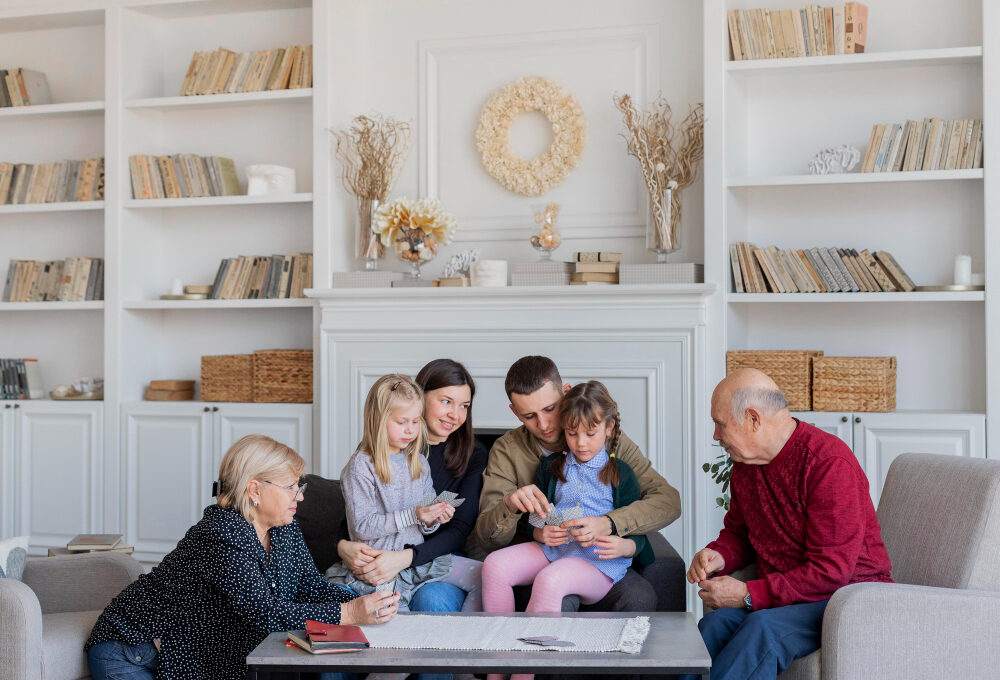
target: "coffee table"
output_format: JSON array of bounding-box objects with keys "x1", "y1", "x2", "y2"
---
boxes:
[{"x1": 246, "y1": 611, "x2": 710, "y2": 679}]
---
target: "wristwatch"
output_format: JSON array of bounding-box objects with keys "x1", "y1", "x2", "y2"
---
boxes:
[
  {"x1": 605, "y1": 515, "x2": 618, "y2": 536},
  {"x1": 743, "y1": 592, "x2": 753, "y2": 612}
]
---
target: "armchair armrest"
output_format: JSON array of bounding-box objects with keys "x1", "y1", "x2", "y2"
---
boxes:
[
  {"x1": 638, "y1": 531, "x2": 687, "y2": 612},
  {"x1": 22, "y1": 552, "x2": 145, "y2": 614},
  {"x1": 0, "y1": 578, "x2": 44, "y2": 680},
  {"x1": 823, "y1": 582, "x2": 1000, "y2": 680}
]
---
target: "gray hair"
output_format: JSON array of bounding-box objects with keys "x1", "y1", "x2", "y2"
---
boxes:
[{"x1": 731, "y1": 386, "x2": 788, "y2": 424}]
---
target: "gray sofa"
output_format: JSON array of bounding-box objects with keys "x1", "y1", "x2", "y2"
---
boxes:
[
  {"x1": 0, "y1": 551, "x2": 145, "y2": 680},
  {"x1": 726, "y1": 452, "x2": 1000, "y2": 680}
]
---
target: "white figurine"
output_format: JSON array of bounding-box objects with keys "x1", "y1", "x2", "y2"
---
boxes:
[
  {"x1": 443, "y1": 248, "x2": 481, "y2": 279},
  {"x1": 808, "y1": 145, "x2": 861, "y2": 175}
]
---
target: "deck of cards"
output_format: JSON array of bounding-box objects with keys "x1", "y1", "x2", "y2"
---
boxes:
[
  {"x1": 420, "y1": 490, "x2": 465, "y2": 508},
  {"x1": 528, "y1": 504, "x2": 585, "y2": 537},
  {"x1": 518, "y1": 635, "x2": 575, "y2": 647}
]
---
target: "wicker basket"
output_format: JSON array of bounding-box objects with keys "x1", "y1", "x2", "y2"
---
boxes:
[
  {"x1": 201, "y1": 354, "x2": 253, "y2": 402},
  {"x1": 252, "y1": 349, "x2": 313, "y2": 403},
  {"x1": 726, "y1": 350, "x2": 824, "y2": 411},
  {"x1": 812, "y1": 356, "x2": 897, "y2": 412}
]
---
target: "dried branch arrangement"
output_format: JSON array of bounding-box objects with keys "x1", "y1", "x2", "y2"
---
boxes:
[
  {"x1": 613, "y1": 93, "x2": 704, "y2": 252},
  {"x1": 330, "y1": 113, "x2": 412, "y2": 261}
]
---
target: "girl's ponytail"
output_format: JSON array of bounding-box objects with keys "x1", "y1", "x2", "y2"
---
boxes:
[{"x1": 599, "y1": 412, "x2": 621, "y2": 487}]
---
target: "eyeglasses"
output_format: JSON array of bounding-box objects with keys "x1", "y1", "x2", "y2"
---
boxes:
[{"x1": 263, "y1": 479, "x2": 307, "y2": 499}]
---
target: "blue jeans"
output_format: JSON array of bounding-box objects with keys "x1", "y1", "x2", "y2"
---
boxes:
[
  {"x1": 681, "y1": 600, "x2": 829, "y2": 680},
  {"x1": 87, "y1": 641, "x2": 158, "y2": 680}
]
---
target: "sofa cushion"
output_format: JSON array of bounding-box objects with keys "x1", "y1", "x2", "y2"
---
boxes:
[
  {"x1": 779, "y1": 649, "x2": 820, "y2": 680},
  {"x1": 41, "y1": 610, "x2": 101, "y2": 680},
  {"x1": 0, "y1": 535, "x2": 29, "y2": 580},
  {"x1": 296, "y1": 474, "x2": 350, "y2": 573}
]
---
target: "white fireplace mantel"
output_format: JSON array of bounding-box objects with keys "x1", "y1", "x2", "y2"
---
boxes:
[{"x1": 309, "y1": 283, "x2": 716, "y2": 604}]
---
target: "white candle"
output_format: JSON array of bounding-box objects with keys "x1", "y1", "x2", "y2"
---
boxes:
[
  {"x1": 170, "y1": 278, "x2": 184, "y2": 295},
  {"x1": 954, "y1": 255, "x2": 972, "y2": 286}
]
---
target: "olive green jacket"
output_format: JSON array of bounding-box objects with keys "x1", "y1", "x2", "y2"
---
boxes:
[{"x1": 469, "y1": 425, "x2": 681, "y2": 558}]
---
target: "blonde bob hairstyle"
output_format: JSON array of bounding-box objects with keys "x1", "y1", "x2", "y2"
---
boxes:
[
  {"x1": 216, "y1": 434, "x2": 306, "y2": 522},
  {"x1": 358, "y1": 373, "x2": 426, "y2": 485}
]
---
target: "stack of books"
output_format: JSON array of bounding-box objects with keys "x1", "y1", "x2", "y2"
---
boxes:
[
  {"x1": 511, "y1": 261, "x2": 574, "y2": 286},
  {"x1": 571, "y1": 252, "x2": 621, "y2": 286},
  {"x1": 728, "y1": 3, "x2": 868, "y2": 61},
  {"x1": 3, "y1": 257, "x2": 104, "y2": 302},
  {"x1": 48, "y1": 533, "x2": 134, "y2": 557},
  {"x1": 145, "y1": 380, "x2": 195, "y2": 401},
  {"x1": 0, "y1": 158, "x2": 105, "y2": 204},
  {"x1": 129, "y1": 155, "x2": 241, "y2": 200},
  {"x1": 287, "y1": 620, "x2": 369, "y2": 655},
  {"x1": 0, "y1": 68, "x2": 50, "y2": 107},
  {"x1": 0, "y1": 358, "x2": 42, "y2": 399},
  {"x1": 730, "y1": 243, "x2": 916, "y2": 293},
  {"x1": 861, "y1": 119, "x2": 983, "y2": 173},
  {"x1": 210, "y1": 253, "x2": 312, "y2": 299},
  {"x1": 180, "y1": 45, "x2": 313, "y2": 96}
]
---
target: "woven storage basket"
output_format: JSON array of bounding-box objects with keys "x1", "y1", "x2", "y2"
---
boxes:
[
  {"x1": 726, "y1": 350, "x2": 824, "y2": 411},
  {"x1": 812, "y1": 356, "x2": 897, "y2": 412},
  {"x1": 253, "y1": 349, "x2": 313, "y2": 403},
  {"x1": 201, "y1": 354, "x2": 253, "y2": 402}
]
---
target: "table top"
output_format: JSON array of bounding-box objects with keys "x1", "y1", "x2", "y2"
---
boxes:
[{"x1": 246, "y1": 611, "x2": 711, "y2": 675}]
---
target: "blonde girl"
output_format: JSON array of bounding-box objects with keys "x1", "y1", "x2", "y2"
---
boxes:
[{"x1": 326, "y1": 374, "x2": 482, "y2": 611}]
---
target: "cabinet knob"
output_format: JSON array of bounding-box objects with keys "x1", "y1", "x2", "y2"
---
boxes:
[
  {"x1": 841, "y1": 416, "x2": 848, "y2": 423},
  {"x1": 13, "y1": 403, "x2": 19, "y2": 409},
  {"x1": 854, "y1": 416, "x2": 861, "y2": 424},
  {"x1": 203, "y1": 406, "x2": 210, "y2": 412},
  {"x1": 212, "y1": 406, "x2": 219, "y2": 412},
  {"x1": 4, "y1": 404, "x2": 10, "y2": 409}
]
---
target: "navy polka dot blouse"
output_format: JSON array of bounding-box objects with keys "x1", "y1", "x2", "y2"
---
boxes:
[{"x1": 85, "y1": 504, "x2": 354, "y2": 679}]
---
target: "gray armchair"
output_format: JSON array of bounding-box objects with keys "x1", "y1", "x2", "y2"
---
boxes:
[
  {"x1": 0, "y1": 552, "x2": 145, "y2": 680},
  {"x1": 773, "y1": 452, "x2": 1000, "y2": 680}
]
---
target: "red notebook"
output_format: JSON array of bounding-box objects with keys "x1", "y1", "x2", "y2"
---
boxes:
[{"x1": 285, "y1": 620, "x2": 370, "y2": 654}]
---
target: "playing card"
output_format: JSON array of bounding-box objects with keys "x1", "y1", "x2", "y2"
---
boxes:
[
  {"x1": 529, "y1": 504, "x2": 585, "y2": 539},
  {"x1": 374, "y1": 579, "x2": 396, "y2": 592},
  {"x1": 420, "y1": 491, "x2": 465, "y2": 509}
]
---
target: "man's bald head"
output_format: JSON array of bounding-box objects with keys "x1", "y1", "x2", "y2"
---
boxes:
[{"x1": 711, "y1": 368, "x2": 795, "y2": 464}]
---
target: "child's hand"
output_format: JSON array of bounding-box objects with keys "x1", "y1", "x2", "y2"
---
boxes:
[
  {"x1": 415, "y1": 502, "x2": 448, "y2": 527},
  {"x1": 338, "y1": 539, "x2": 380, "y2": 573},
  {"x1": 435, "y1": 503, "x2": 456, "y2": 524},
  {"x1": 534, "y1": 525, "x2": 570, "y2": 547},
  {"x1": 593, "y1": 535, "x2": 637, "y2": 559}
]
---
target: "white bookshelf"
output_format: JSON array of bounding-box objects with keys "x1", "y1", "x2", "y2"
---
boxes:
[
  {"x1": 0, "y1": 100, "x2": 104, "y2": 119},
  {"x1": 702, "y1": 0, "x2": 993, "y2": 549},
  {"x1": 0, "y1": 201, "x2": 104, "y2": 214},
  {"x1": 123, "y1": 193, "x2": 312, "y2": 208},
  {"x1": 0, "y1": 301, "x2": 104, "y2": 311},
  {"x1": 124, "y1": 88, "x2": 311, "y2": 111}
]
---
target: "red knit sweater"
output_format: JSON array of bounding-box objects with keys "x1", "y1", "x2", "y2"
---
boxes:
[{"x1": 707, "y1": 420, "x2": 893, "y2": 610}]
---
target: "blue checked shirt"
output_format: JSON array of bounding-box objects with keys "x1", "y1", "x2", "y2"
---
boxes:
[{"x1": 541, "y1": 448, "x2": 631, "y2": 583}]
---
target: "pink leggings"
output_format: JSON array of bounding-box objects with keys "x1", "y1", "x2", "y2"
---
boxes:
[{"x1": 482, "y1": 542, "x2": 613, "y2": 680}]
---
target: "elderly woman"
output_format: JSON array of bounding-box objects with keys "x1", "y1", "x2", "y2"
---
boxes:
[{"x1": 85, "y1": 434, "x2": 399, "y2": 680}]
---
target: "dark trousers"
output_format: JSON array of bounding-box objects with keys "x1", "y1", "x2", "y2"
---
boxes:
[{"x1": 682, "y1": 600, "x2": 829, "y2": 680}]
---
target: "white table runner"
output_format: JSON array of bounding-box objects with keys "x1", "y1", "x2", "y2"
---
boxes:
[{"x1": 361, "y1": 615, "x2": 650, "y2": 654}]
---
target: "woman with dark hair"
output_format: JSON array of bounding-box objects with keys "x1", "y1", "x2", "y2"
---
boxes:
[{"x1": 336, "y1": 359, "x2": 488, "y2": 618}]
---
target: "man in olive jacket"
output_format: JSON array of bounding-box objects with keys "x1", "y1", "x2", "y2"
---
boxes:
[{"x1": 471, "y1": 355, "x2": 682, "y2": 611}]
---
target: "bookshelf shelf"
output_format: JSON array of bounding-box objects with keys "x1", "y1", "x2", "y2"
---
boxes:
[
  {"x1": 0, "y1": 101, "x2": 105, "y2": 120},
  {"x1": 727, "y1": 169, "x2": 983, "y2": 188},
  {"x1": 122, "y1": 299, "x2": 314, "y2": 310},
  {"x1": 123, "y1": 193, "x2": 312, "y2": 209},
  {"x1": 0, "y1": 301, "x2": 103, "y2": 311},
  {"x1": 727, "y1": 292, "x2": 985, "y2": 303},
  {"x1": 726, "y1": 46, "x2": 983, "y2": 75},
  {"x1": 125, "y1": 89, "x2": 312, "y2": 112},
  {"x1": 0, "y1": 201, "x2": 104, "y2": 214}
]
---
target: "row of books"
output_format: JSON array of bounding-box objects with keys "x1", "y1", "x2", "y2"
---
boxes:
[
  {"x1": 730, "y1": 243, "x2": 916, "y2": 293},
  {"x1": 861, "y1": 119, "x2": 983, "y2": 174},
  {"x1": 0, "y1": 68, "x2": 50, "y2": 107},
  {"x1": 3, "y1": 257, "x2": 105, "y2": 302},
  {"x1": 0, "y1": 159, "x2": 104, "y2": 204},
  {"x1": 728, "y1": 3, "x2": 868, "y2": 61},
  {"x1": 48, "y1": 533, "x2": 134, "y2": 556},
  {"x1": 571, "y1": 251, "x2": 623, "y2": 286},
  {"x1": 209, "y1": 253, "x2": 312, "y2": 300},
  {"x1": 0, "y1": 358, "x2": 41, "y2": 400},
  {"x1": 180, "y1": 45, "x2": 313, "y2": 96},
  {"x1": 129, "y1": 155, "x2": 240, "y2": 200}
]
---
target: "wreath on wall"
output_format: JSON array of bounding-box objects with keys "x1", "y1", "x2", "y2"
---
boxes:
[{"x1": 475, "y1": 76, "x2": 587, "y2": 197}]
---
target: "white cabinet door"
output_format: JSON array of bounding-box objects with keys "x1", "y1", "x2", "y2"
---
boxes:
[
  {"x1": 853, "y1": 412, "x2": 986, "y2": 507},
  {"x1": 123, "y1": 403, "x2": 213, "y2": 557},
  {"x1": 791, "y1": 411, "x2": 854, "y2": 450},
  {"x1": 0, "y1": 405, "x2": 14, "y2": 539},
  {"x1": 16, "y1": 401, "x2": 103, "y2": 553},
  {"x1": 215, "y1": 403, "x2": 312, "y2": 473}
]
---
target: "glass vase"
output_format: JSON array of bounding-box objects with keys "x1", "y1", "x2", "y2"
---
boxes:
[
  {"x1": 356, "y1": 198, "x2": 383, "y2": 270},
  {"x1": 647, "y1": 187, "x2": 681, "y2": 263}
]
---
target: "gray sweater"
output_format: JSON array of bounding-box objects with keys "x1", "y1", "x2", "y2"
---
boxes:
[{"x1": 341, "y1": 450, "x2": 439, "y2": 551}]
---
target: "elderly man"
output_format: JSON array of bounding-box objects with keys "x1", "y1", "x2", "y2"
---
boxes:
[{"x1": 685, "y1": 368, "x2": 892, "y2": 680}]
